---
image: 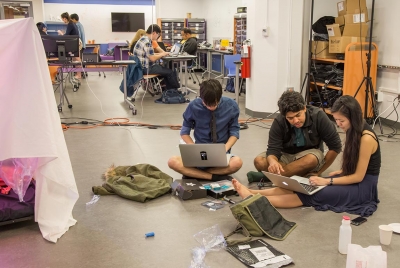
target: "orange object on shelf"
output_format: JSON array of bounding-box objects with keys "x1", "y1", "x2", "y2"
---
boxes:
[{"x1": 343, "y1": 42, "x2": 378, "y2": 117}]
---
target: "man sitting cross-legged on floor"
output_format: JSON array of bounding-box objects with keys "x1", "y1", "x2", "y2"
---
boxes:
[
  {"x1": 168, "y1": 79, "x2": 243, "y2": 181},
  {"x1": 248, "y1": 91, "x2": 342, "y2": 183}
]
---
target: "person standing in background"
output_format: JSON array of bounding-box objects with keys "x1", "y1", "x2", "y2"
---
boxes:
[
  {"x1": 58, "y1": 12, "x2": 79, "y2": 36},
  {"x1": 58, "y1": 12, "x2": 81, "y2": 80},
  {"x1": 70, "y1": 13, "x2": 86, "y2": 55},
  {"x1": 71, "y1": 13, "x2": 86, "y2": 78}
]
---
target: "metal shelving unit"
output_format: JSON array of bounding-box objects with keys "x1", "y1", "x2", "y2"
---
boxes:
[
  {"x1": 159, "y1": 18, "x2": 185, "y2": 47},
  {"x1": 186, "y1": 18, "x2": 206, "y2": 44},
  {"x1": 233, "y1": 13, "x2": 246, "y2": 54}
]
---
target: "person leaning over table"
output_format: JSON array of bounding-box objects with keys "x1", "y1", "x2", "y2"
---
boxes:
[
  {"x1": 247, "y1": 91, "x2": 342, "y2": 183},
  {"x1": 232, "y1": 95, "x2": 381, "y2": 217},
  {"x1": 168, "y1": 79, "x2": 243, "y2": 181},
  {"x1": 133, "y1": 24, "x2": 179, "y2": 90},
  {"x1": 129, "y1": 29, "x2": 164, "y2": 55}
]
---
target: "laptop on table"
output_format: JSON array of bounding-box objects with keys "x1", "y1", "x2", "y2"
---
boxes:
[
  {"x1": 169, "y1": 42, "x2": 182, "y2": 56},
  {"x1": 179, "y1": 144, "x2": 230, "y2": 167},
  {"x1": 262, "y1": 171, "x2": 326, "y2": 195}
]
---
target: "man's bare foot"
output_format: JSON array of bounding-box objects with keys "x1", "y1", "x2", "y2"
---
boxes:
[{"x1": 232, "y1": 179, "x2": 253, "y2": 199}]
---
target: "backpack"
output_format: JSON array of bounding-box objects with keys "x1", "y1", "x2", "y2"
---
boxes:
[
  {"x1": 155, "y1": 89, "x2": 189, "y2": 104},
  {"x1": 225, "y1": 194, "x2": 297, "y2": 246},
  {"x1": 225, "y1": 77, "x2": 235, "y2": 93},
  {"x1": 312, "y1": 16, "x2": 335, "y2": 34}
]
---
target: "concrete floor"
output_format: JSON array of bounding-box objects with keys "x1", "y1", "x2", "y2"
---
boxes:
[{"x1": 1, "y1": 72, "x2": 399, "y2": 268}]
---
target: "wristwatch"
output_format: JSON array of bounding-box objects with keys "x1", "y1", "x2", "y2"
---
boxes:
[{"x1": 329, "y1": 177, "x2": 333, "y2": 186}]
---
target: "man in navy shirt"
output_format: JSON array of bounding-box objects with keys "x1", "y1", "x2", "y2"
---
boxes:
[{"x1": 168, "y1": 79, "x2": 242, "y2": 181}]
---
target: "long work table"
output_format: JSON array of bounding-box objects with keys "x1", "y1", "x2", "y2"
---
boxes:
[{"x1": 49, "y1": 60, "x2": 135, "y2": 112}]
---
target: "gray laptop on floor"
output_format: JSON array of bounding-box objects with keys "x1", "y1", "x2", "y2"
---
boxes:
[
  {"x1": 262, "y1": 171, "x2": 326, "y2": 195},
  {"x1": 179, "y1": 144, "x2": 230, "y2": 167}
]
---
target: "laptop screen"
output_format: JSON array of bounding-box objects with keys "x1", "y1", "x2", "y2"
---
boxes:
[{"x1": 170, "y1": 43, "x2": 181, "y2": 54}]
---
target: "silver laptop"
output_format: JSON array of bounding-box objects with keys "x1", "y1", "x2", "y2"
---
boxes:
[
  {"x1": 179, "y1": 144, "x2": 230, "y2": 167},
  {"x1": 262, "y1": 171, "x2": 326, "y2": 195},
  {"x1": 169, "y1": 43, "x2": 182, "y2": 56}
]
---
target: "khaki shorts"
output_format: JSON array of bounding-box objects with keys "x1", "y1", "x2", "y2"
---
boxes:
[{"x1": 258, "y1": 149, "x2": 325, "y2": 172}]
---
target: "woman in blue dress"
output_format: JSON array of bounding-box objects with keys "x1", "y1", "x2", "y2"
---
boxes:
[{"x1": 233, "y1": 96, "x2": 380, "y2": 216}]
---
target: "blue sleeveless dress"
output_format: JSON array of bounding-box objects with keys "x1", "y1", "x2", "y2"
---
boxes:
[{"x1": 296, "y1": 123, "x2": 381, "y2": 217}]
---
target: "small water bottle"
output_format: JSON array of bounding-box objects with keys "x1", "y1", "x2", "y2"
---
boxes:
[{"x1": 338, "y1": 215, "x2": 352, "y2": 254}]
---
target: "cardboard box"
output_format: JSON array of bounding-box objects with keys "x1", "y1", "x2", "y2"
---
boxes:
[
  {"x1": 171, "y1": 179, "x2": 207, "y2": 200},
  {"x1": 327, "y1": 23, "x2": 368, "y2": 38},
  {"x1": 311, "y1": 41, "x2": 336, "y2": 59},
  {"x1": 327, "y1": 24, "x2": 342, "y2": 37},
  {"x1": 329, "y1": 36, "x2": 365, "y2": 53},
  {"x1": 337, "y1": 1, "x2": 346, "y2": 16},
  {"x1": 344, "y1": 12, "x2": 368, "y2": 24},
  {"x1": 336, "y1": 13, "x2": 368, "y2": 26},
  {"x1": 342, "y1": 23, "x2": 368, "y2": 37},
  {"x1": 337, "y1": 0, "x2": 367, "y2": 16},
  {"x1": 335, "y1": 16, "x2": 345, "y2": 26},
  {"x1": 326, "y1": 24, "x2": 367, "y2": 53},
  {"x1": 346, "y1": 0, "x2": 367, "y2": 14}
]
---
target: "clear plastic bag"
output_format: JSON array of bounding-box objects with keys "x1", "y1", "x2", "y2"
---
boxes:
[
  {"x1": 190, "y1": 247, "x2": 209, "y2": 268},
  {"x1": 193, "y1": 224, "x2": 227, "y2": 252},
  {"x1": 0, "y1": 157, "x2": 38, "y2": 202},
  {"x1": 189, "y1": 224, "x2": 227, "y2": 268}
]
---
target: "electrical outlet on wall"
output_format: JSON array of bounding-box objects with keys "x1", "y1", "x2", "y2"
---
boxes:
[{"x1": 376, "y1": 91, "x2": 383, "y2": 102}]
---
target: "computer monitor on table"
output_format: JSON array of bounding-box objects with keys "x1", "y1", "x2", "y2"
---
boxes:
[{"x1": 41, "y1": 35, "x2": 80, "y2": 62}]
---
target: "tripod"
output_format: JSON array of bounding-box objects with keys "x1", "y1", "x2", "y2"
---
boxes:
[
  {"x1": 353, "y1": 0, "x2": 383, "y2": 133},
  {"x1": 301, "y1": 0, "x2": 325, "y2": 112}
]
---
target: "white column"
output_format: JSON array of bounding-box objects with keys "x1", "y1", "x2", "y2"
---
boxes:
[{"x1": 245, "y1": 0, "x2": 305, "y2": 116}]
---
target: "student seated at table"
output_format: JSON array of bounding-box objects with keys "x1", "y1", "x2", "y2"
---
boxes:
[
  {"x1": 36, "y1": 22, "x2": 47, "y2": 35},
  {"x1": 129, "y1": 29, "x2": 165, "y2": 55},
  {"x1": 232, "y1": 96, "x2": 381, "y2": 217},
  {"x1": 168, "y1": 79, "x2": 243, "y2": 181},
  {"x1": 133, "y1": 24, "x2": 179, "y2": 90},
  {"x1": 180, "y1": 28, "x2": 197, "y2": 66}
]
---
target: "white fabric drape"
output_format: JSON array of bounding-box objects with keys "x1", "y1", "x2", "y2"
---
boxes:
[{"x1": 0, "y1": 18, "x2": 79, "y2": 243}]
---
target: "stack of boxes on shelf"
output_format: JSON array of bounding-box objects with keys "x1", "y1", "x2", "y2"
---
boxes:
[
  {"x1": 312, "y1": 0, "x2": 369, "y2": 59},
  {"x1": 328, "y1": 0, "x2": 369, "y2": 53}
]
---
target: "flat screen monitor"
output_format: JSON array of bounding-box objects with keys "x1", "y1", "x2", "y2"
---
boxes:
[
  {"x1": 111, "y1": 12, "x2": 145, "y2": 32},
  {"x1": 41, "y1": 35, "x2": 80, "y2": 61}
]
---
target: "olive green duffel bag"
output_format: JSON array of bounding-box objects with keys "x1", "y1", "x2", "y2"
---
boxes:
[{"x1": 225, "y1": 194, "x2": 297, "y2": 245}]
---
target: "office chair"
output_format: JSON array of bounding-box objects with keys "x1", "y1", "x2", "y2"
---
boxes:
[
  {"x1": 187, "y1": 59, "x2": 201, "y2": 85},
  {"x1": 223, "y1": 54, "x2": 244, "y2": 94},
  {"x1": 124, "y1": 56, "x2": 163, "y2": 102}
]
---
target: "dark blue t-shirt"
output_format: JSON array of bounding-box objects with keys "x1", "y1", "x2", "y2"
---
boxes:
[{"x1": 180, "y1": 97, "x2": 240, "y2": 144}]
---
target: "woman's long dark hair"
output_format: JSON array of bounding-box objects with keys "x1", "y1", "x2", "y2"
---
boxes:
[{"x1": 331, "y1": 96, "x2": 364, "y2": 175}]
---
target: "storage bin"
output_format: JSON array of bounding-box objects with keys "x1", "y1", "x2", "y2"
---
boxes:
[{"x1": 188, "y1": 22, "x2": 204, "y2": 28}]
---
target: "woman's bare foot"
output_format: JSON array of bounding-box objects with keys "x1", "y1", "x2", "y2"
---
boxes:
[{"x1": 232, "y1": 179, "x2": 253, "y2": 199}]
